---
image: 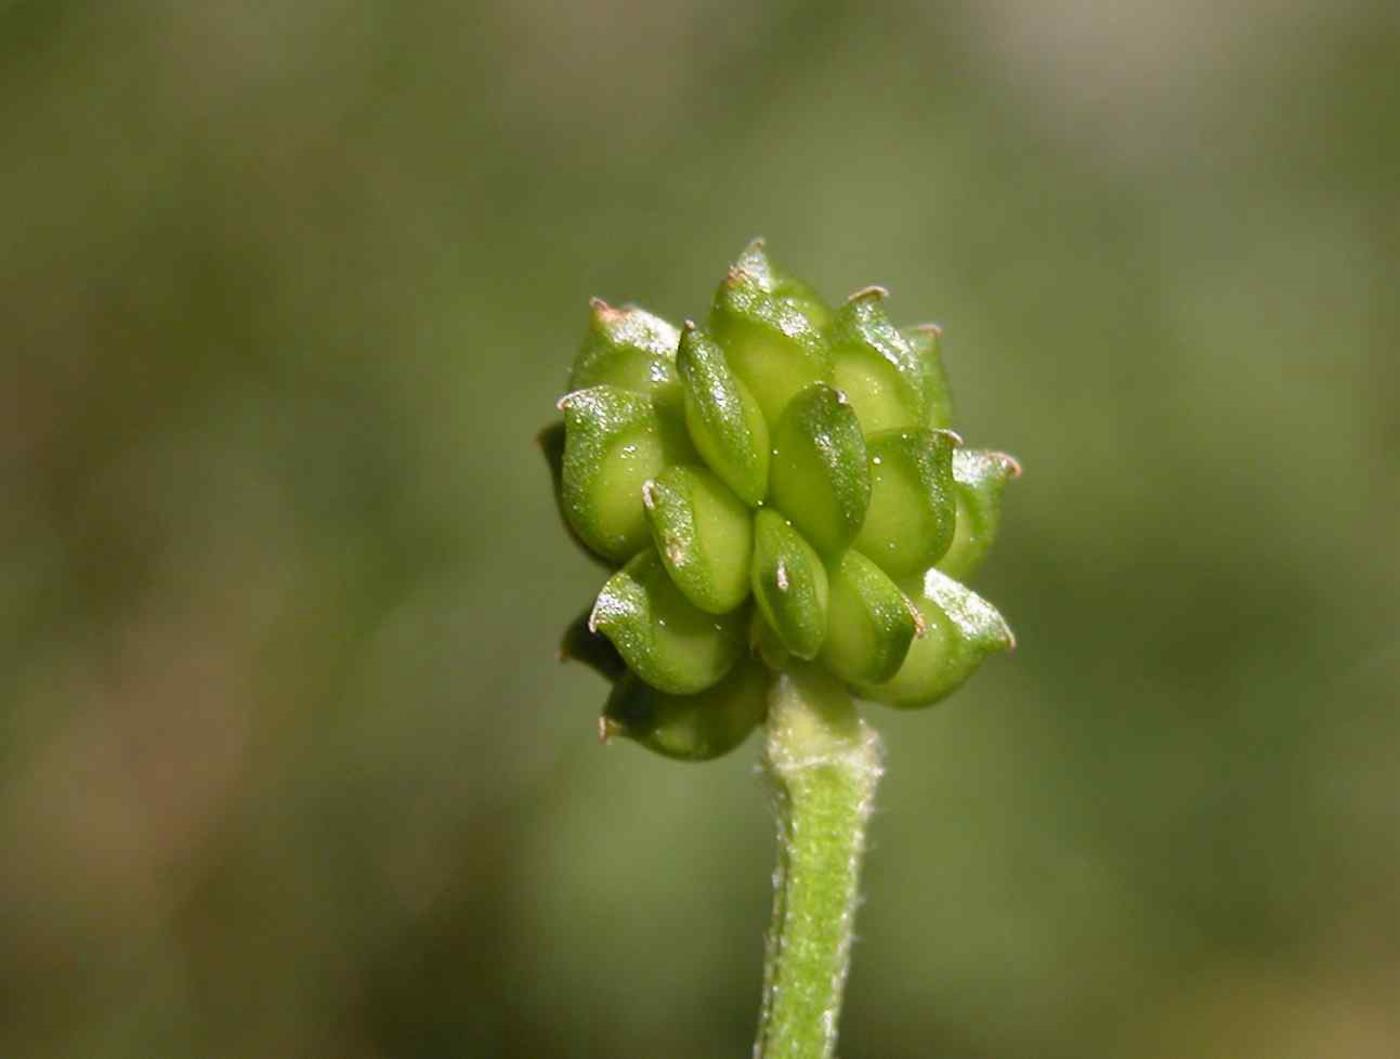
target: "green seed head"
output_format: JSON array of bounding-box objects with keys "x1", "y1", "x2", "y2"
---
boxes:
[{"x1": 545, "y1": 242, "x2": 1019, "y2": 761}]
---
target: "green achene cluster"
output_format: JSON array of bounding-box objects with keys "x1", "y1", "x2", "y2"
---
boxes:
[{"x1": 542, "y1": 241, "x2": 1019, "y2": 761}]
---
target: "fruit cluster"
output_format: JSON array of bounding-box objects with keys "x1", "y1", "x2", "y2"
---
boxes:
[{"x1": 542, "y1": 242, "x2": 1017, "y2": 760}]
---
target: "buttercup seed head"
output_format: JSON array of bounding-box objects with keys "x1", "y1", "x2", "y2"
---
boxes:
[{"x1": 544, "y1": 242, "x2": 1019, "y2": 761}]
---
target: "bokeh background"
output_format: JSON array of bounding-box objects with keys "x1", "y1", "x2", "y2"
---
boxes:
[{"x1": 4, "y1": 1, "x2": 1398, "y2": 1056}]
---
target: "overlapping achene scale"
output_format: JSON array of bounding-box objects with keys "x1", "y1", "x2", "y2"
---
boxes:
[
  {"x1": 822, "y1": 550, "x2": 920, "y2": 685},
  {"x1": 937, "y1": 448, "x2": 1021, "y2": 581},
  {"x1": 849, "y1": 567, "x2": 1014, "y2": 708},
  {"x1": 676, "y1": 323, "x2": 770, "y2": 507},
  {"x1": 568, "y1": 299, "x2": 680, "y2": 393},
  {"x1": 556, "y1": 387, "x2": 673, "y2": 563},
  {"x1": 603, "y1": 658, "x2": 771, "y2": 761},
  {"x1": 708, "y1": 240, "x2": 832, "y2": 426},
  {"x1": 826, "y1": 288, "x2": 928, "y2": 434},
  {"x1": 555, "y1": 301, "x2": 694, "y2": 563},
  {"x1": 855, "y1": 427, "x2": 958, "y2": 579},
  {"x1": 903, "y1": 323, "x2": 954, "y2": 431},
  {"x1": 590, "y1": 549, "x2": 746, "y2": 695},
  {"x1": 751, "y1": 509, "x2": 829, "y2": 661},
  {"x1": 546, "y1": 241, "x2": 1021, "y2": 760},
  {"x1": 767, "y1": 382, "x2": 870, "y2": 557},
  {"x1": 643, "y1": 464, "x2": 752, "y2": 614}
]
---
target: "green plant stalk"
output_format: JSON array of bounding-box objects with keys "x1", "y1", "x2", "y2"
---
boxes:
[{"x1": 754, "y1": 666, "x2": 883, "y2": 1059}]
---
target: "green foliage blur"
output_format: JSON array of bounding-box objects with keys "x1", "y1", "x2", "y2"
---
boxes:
[{"x1": 3, "y1": 1, "x2": 1398, "y2": 1056}]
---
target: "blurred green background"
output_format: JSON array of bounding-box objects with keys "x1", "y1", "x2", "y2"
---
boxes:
[{"x1": 3, "y1": 1, "x2": 1398, "y2": 1056}]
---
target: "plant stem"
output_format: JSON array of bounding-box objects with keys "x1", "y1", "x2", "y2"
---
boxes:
[{"x1": 753, "y1": 665, "x2": 883, "y2": 1059}]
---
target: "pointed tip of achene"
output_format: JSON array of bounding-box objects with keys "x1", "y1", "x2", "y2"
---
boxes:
[
  {"x1": 732, "y1": 238, "x2": 776, "y2": 289},
  {"x1": 589, "y1": 298, "x2": 635, "y2": 334},
  {"x1": 999, "y1": 453, "x2": 1023, "y2": 479},
  {"x1": 935, "y1": 427, "x2": 965, "y2": 447},
  {"x1": 598, "y1": 715, "x2": 622, "y2": 744},
  {"x1": 906, "y1": 595, "x2": 928, "y2": 637},
  {"x1": 846, "y1": 284, "x2": 890, "y2": 304},
  {"x1": 737, "y1": 236, "x2": 768, "y2": 261},
  {"x1": 908, "y1": 321, "x2": 943, "y2": 337}
]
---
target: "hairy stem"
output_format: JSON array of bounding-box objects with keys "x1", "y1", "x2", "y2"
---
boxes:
[{"x1": 754, "y1": 666, "x2": 883, "y2": 1059}]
